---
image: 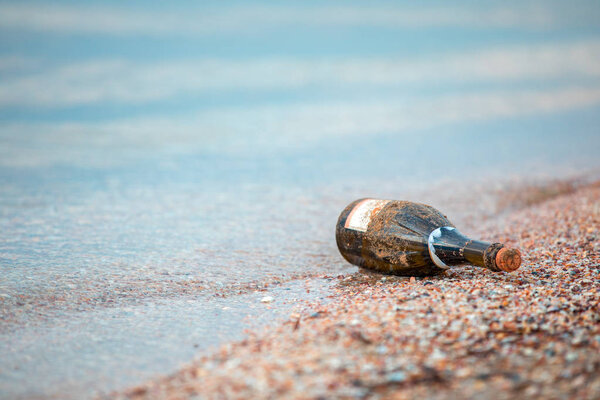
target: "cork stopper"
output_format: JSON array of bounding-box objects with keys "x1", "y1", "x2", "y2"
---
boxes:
[{"x1": 495, "y1": 247, "x2": 522, "y2": 272}]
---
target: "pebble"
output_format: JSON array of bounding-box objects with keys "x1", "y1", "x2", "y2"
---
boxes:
[
  {"x1": 386, "y1": 371, "x2": 406, "y2": 383},
  {"x1": 260, "y1": 296, "x2": 273, "y2": 303},
  {"x1": 566, "y1": 352, "x2": 579, "y2": 363}
]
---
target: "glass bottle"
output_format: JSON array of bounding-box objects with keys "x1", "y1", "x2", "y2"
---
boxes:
[{"x1": 336, "y1": 198, "x2": 521, "y2": 276}]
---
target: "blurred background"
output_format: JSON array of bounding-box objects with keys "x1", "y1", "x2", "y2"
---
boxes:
[{"x1": 1, "y1": 1, "x2": 600, "y2": 398}]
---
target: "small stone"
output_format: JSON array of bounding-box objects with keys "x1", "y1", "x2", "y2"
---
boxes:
[
  {"x1": 386, "y1": 371, "x2": 406, "y2": 383},
  {"x1": 524, "y1": 386, "x2": 540, "y2": 397},
  {"x1": 260, "y1": 296, "x2": 273, "y2": 303},
  {"x1": 572, "y1": 375, "x2": 585, "y2": 387},
  {"x1": 566, "y1": 352, "x2": 578, "y2": 362}
]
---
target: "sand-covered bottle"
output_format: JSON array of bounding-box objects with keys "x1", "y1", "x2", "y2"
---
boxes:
[{"x1": 335, "y1": 198, "x2": 522, "y2": 276}]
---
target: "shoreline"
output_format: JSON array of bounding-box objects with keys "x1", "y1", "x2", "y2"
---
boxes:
[
  {"x1": 2, "y1": 176, "x2": 598, "y2": 399},
  {"x1": 118, "y1": 181, "x2": 600, "y2": 399}
]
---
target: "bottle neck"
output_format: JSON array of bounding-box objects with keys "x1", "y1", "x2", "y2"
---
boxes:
[
  {"x1": 427, "y1": 227, "x2": 503, "y2": 271},
  {"x1": 463, "y1": 239, "x2": 490, "y2": 267}
]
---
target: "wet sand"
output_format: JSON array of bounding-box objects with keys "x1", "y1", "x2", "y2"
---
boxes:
[{"x1": 117, "y1": 181, "x2": 600, "y2": 399}]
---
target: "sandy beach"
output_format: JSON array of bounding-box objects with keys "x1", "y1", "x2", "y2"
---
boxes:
[{"x1": 118, "y1": 181, "x2": 599, "y2": 399}]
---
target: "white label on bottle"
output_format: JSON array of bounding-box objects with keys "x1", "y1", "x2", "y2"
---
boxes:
[{"x1": 345, "y1": 199, "x2": 390, "y2": 232}]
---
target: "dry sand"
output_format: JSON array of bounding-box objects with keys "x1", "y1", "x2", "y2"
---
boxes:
[{"x1": 116, "y1": 182, "x2": 599, "y2": 400}]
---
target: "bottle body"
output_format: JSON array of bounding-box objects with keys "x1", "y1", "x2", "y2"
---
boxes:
[{"x1": 336, "y1": 198, "x2": 518, "y2": 276}]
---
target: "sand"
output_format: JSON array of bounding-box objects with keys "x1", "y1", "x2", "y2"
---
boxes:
[{"x1": 116, "y1": 182, "x2": 599, "y2": 400}]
